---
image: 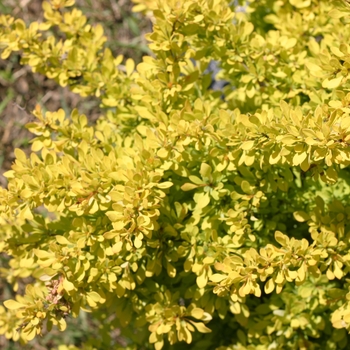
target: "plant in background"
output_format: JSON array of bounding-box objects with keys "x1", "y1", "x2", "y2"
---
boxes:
[{"x1": 2, "y1": 0, "x2": 350, "y2": 349}]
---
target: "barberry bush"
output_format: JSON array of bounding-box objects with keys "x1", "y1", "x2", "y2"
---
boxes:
[{"x1": 1, "y1": 0, "x2": 350, "y2": 348}]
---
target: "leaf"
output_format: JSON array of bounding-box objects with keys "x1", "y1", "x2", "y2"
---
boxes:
[
  {"x1": 240, "y1": 140, "x2": 255, "y2": 150},
  {"x1": 181, "y1": 183, "x2": 199, "y2": 191},
  {"x1": 14, "y1": 148, "x2": 27, "y2": 163},
  {"x1": 325, "y1": 167, "x2": 338, "y2": 183},
  {"x1": 200, "y1": 163, "x2": 212, "y2": 178},
  {"x1": 300, "y1": 158, "x2": 310, "y2": 172},
  {"x1": 278, "y1": 136, "x2": 298, "y2": 145},
  {"x1": 241, "y1": 180, "x2": 252, "y2": 194},
  {"x1": 157, "y1": 181, "x2": 173, "y2": 189},
  {"x1": 125, "y1": 58, "x2": 135, "y2": 76},
  {"x1": 296, "y1": 265, "x2": 306, "y2": 282},
  {"x1": 289, "y1": 0, "x2": 311, "y2": 8},
  {"x1": 209, "y1": 273, "x2": 227, "y2": 283},
  {"x1": 63, "y1": 278, "x2": 75, "y2": 292},
  {"x1": 134, "y1": 106, "x2": 156, "y2": 121},
  {"x1": 328, "y1": 9, "x2": 347, "y2": 19},
  {"x1": 196, "y1": 271, "x2": 208, "y2": 288},
  {"x1": 293, "y1": 152, "x2": 307, "y2": 166},
  {"x1": 34, "y1": 250, "x2": 52, "y2": 259},
  {"x1": 322, "y1": 76, "x2": 343, "y2": 89},
  {"x1": 190, "y1": 308, "x2": 204, "y2": 319},
  {"x1": 275, "y1": 231, "x2": 289, "y2": 246},
  {"x1": 243, "y1": 22, "x2": 254, "y2": 37},
  {"x1": 134, "y1": 236, "x2": 143, "y2": 248},
  {"x1": 22, "y1": 326, "x2": 37, "y2": 341},
  {"x1": 293, "y1": 211, "x2": 310, "y2": 222},
  {"x1": 194, "y1": 192, "x2": 210, "y2": 208},
  {"x1": 166, "y1": 261, "x2": 176, "y2": 278},
  {"x1": 87, "y1": 291, "x2": 101, "y2": 302},
  {"x1": 57, "y1": 317, "x2": 67, "y2": 331},
  {"x1": 188, "y1": 175, "x2": 205, "y2": 185},
  {"x1": 105, "y1": 211, "x2": 123, "y2": 222},
  {"x1": 191, "y1": 321, "x2": 212, "y2": 333},
  {"x1": 55, "y1": 235, "x2": 71, "y2": 245},
  {"x1": 4, "y1": 299, "x2": 25, "y2": 310},
  {"x1": 264, "y1": 279, "x2": 275, "y2": 294}
]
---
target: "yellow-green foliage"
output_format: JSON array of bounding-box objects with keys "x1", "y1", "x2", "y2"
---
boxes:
[{"x1": 2, "y1": 0, "x2": 350, "y2": 348}]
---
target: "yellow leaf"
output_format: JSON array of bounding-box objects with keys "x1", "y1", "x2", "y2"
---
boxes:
[
  {"x1": 22, "y1": 325, "x2": 37, "y2": 341},
  {"x1": 334, "y1": 261, "x2": 343, "y2": 279},
  {"x1": 275, "y1": 231, "x2": 289, "y2": 246},
  {"x1": 190, "y1": 308, "x2": 204, "y2": 319},
  {"x1": 157, "y1": 181, "x2": 173, "y2": 189},
  {"x1": 34, "y1": 250, "x2": 52, "y2": 259},
  {"x1": 190, "y1": 321, "x2": 212, "y2": 333},
  {"x1": 240, "y1": 141, "x2": 255, "y2": 150},
  {"x1": 166, "y1": 261, "x2": 176, "y2": 278},
  {"x1": 196, "y1": 271, "x2": 208, "y2": 288},
  {"x1": 106, "y1": 211, "x2": 123, "y2": 222},
  {"x1": 296, "y1": 265, "x2": 306, "y2": 282},
  {"x1": 57, "y1": 317, "x2": 67, "y2": 331},
  {"x1": 293, "y1": 211, "x2": 310, "y2": 222},
  {"x1": 278, "y1": 136, "x2": 298, "y2": 145},
  {"x1": 300, "y1": 158, "x2": 310, "y2": 172},
  {"x1": 19, "y1": 206, "x2": 34, "y2": 221},
  {"x1": 14, "y1": 148, "x2": 27, "y2": 163},
  {"x1": 4, "y1": 299, "x2": 25, "y2": 310},
  {"x1": 134, "y1": 106, "x2": 156, "y2": 121},
  {"x1": 202, "y1": 256, "x2": 215, "y2": 264},
  {"x1": 181, "y1": 183, "x2": 198, "y2": 191},
  {"x1": 210, "y1": 274, "x2": 226, "y2": 283},
  {"x1": 31, "y1": 140, "x2": 43, "y2": 152},
  {"x1": 126, "y1": 58, "x2": 135, "y2": 76},
  {"x1": 200, "y1": 163, "x2": 212, "y2": 178},
  {"x1": 188, "y1": 175, "x2": 205, "y2": 184},
  {"x1": 264, "y1": 278, "x2": 275, "y2": 294},
  {"x1": 63, "y1": 278, "x2": 75, "y2": 292},
  {"x1": 55, "y1": 236, "x2": 71, "y2": 245},
  {"x1": 328, "y1": 9, "x2": 347, "y2": 19},
  {"x1": 292, "y1": 152, "x2": 307, "y2": 166},
  {"x1": 322, "y1": 76, "x2": 343, "y2": 89},
  {"x1": 194, "y1": 192, "x2": 210, "y2": 208},
  {"x1": 134, "y1": 236, "x2": 143, "y2": 249}
]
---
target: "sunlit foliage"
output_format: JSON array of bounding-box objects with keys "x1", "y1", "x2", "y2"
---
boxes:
[{"x1": 1, "y1": 0, "x2": 350, "y2": 348}]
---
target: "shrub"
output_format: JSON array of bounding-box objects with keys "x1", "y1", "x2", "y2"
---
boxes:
[{"x1": 1, "y1": 0, "x2": 350, "y2": 348}]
